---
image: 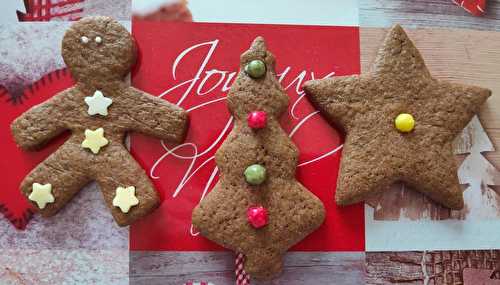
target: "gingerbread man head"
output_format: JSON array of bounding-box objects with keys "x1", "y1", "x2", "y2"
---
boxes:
[{"x1": 61, "y1": 16, "x2": 136, "y2": 85}]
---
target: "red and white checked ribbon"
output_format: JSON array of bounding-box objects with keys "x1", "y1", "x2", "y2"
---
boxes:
[
  {"x1": 17, "y1": 0, "x2": 84, "y2": 21},
  {"x1": 235, "y1": 252, "x2": 251, "y2": 285},
  {"x1": 452, "y1": 0, "x2": 487, "y2": 16},
  {"x1": 184, "y1": 252, "x2": 250, "y2": 285}
]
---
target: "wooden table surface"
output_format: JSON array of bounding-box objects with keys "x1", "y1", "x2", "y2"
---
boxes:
[{"x1": 130, "y1": 251, "x2": 365, "y2": 285}]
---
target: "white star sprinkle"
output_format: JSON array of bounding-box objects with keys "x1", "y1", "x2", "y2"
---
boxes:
[
  {"x1": 112, "y1": 186, "x2": 139, "y2": 213},
  {"x1": 81, "y1": 128, "x2": 109, "y2": 154},
  {"x1": 29, "y1": 183, "x2": 55, "y2": 209},
  {"x1": 84, "y1": 90, "x2": 113, "y2": 116}
]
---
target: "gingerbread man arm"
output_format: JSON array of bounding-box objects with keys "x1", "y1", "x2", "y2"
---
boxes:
[
  {"x1": 11, "y1": 88, "x2": 71, "y2": 150},
  {"x1": 124, "y1": 87, "x2": 188, "y2": 143}
]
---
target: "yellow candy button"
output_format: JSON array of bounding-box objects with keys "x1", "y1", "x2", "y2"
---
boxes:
[{"x1": 395, "y1": 113, "x2": 415, "y2": 133}]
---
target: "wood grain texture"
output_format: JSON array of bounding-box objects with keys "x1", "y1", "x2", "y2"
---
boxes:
[
  {"x1": 130, "y1": 251, "x2": 365, "y2": 285},
  {"x1": 360, "y1": 0, "x2": 500, "y2": 31},
  {"x1": 0, "y1": 249, "x2": 129, "y2": 285},
  {"x1": 366, "y1": 250, "x2": 500, "y2": 284}
]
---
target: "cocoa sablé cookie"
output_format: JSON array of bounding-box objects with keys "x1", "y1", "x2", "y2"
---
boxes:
[
  {"x1": 304, "y1": 25, "x2": 491, "y2": 210},
  {"x1": 192, "y1": 37, "x2": 325, "y2": 280},
  {"x1": 11, "y1": 16, "x2": 188, "y2": 226}
]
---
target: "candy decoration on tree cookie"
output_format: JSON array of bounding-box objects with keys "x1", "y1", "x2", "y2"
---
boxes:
[
  {"x1": 192, "y1": 37, "x2": 325, "y2": 280},
  {"x1": 247, "y1": 206, "x2": 268, "y2": 228},
  {"x1": 10, "y1": 16, "x2": 188, "y2": 227},
  {"x1": 244, "y1": 164, "x2": 266, "y2": 185},
  {"x1": 304, "y1": 25, "x2": 491, "y2": 210},
  {"x1": 245, "y1": 59, "x2": 266, "y2": 79},
  {"x1": 247, "y1": 111, "x2": 267, "y2": 129}
]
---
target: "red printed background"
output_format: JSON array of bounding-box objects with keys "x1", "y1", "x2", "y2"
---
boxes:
[{"x1": 130, "y1": 22, "x2": 364, "y2": 251}]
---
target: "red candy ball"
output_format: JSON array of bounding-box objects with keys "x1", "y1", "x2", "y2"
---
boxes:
[
  {"x1": 247, "y1": 206, "x2": 268, "y2": 228},
  {"x1": 247, "y1": 111, "x2": 267, "y2": 129}
]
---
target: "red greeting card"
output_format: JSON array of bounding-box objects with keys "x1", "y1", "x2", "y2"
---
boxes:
[{"x1": 130, "y1": 21, "x2": 364, "y2": 252}]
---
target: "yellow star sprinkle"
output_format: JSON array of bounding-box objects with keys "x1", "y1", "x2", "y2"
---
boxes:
[
  {"x1": 81, "y1": 127, "x2": 109, "y2": 154},
  {"x1": 112, "y1": 186, "x2": 139, "y2": 213},
  {"x1": 29, "y1": 183, "x2": 55, "y2": 209}
]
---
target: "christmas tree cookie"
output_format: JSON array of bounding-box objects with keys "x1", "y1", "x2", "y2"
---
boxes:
[
  {"x1": 192, "y1": 37, "x2": 325, "y2": 280},
  {"x1": 11, "y1": 16, "x2": 188, "y2": 226},
  {"x1": 304, "y1": 25, "x2": 491, "y2": 209}
]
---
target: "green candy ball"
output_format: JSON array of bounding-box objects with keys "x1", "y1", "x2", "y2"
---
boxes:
[
  {"x1": 244, "y1": 164, "x2": 266, "y2": 185},
  {"x1": 244, "y1": 60, "x2": 266, "y2": 79}
]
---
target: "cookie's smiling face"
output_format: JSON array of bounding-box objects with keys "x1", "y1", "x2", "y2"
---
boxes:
[{"x1": 62, "y1": 16, "x2": 136, "y2": 85}]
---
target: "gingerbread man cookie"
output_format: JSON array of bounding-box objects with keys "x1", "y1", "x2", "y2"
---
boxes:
[
  {"x1": 11, "y1": 16, "x2": 188, "y2": 226},
  {"x1": 192, "y1": 37, "x2": 325, "y2": 280},
  {"x1": 304, "y1": 25, "x2": 491, "y2": 209}
]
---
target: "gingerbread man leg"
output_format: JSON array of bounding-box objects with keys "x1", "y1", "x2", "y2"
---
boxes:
[
  {"x1": 95, "y1": 148, "x2": 160, "y2": 227},
  {"x1": 20, "y1": 143, "x2": 91, "y2": 217}
]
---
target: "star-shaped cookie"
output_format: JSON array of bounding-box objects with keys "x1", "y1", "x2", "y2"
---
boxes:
[{"x1": 303, "y1": 25, "x2": 491, "y2": 209}]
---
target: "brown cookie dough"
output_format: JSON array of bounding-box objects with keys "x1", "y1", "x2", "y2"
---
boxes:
[
  {"x1": 11, "y1": 16, "x2": 188, "y2": 226},
  {"x1": 192, "y1": 37, "x2": 325, "y2": 280},
  {"x1": 304, "y1": 24, "x2": 491, "y2": 210}
]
